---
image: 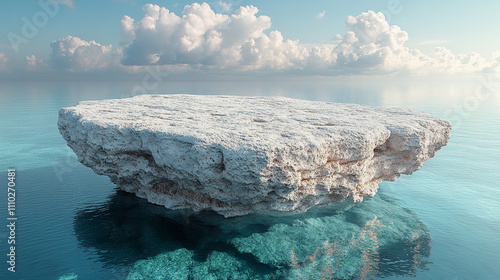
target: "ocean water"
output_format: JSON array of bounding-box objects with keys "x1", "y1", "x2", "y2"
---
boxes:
[{"x1": 0, "y1": 77, "x2": 499, "y2": 280}]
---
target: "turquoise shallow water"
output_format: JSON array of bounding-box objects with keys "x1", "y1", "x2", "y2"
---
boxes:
[{"x1": 0, "y1": 78, "x2": 499, "y2": 279}]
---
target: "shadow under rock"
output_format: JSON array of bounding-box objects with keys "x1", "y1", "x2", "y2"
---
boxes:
[{"x1": 73, "y1": 190, "x2": 220, "y2": 266}]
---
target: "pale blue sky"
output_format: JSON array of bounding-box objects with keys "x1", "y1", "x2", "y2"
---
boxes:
[{"x1": 1, "y1": 0, "x2": 499, "y2": 78}]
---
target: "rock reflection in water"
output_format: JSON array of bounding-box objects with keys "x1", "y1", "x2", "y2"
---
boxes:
[{"x1": 74, "y1": 190, "x2": 430, "y2": 279}]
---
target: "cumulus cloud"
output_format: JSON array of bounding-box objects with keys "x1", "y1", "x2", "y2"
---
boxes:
[
  {"x1": 49, "y1": 36, "x2": 116, "y2": 72},
  {"x1": 119, "y1": 3, "x2": 335, "y2": 70},
  {"x1": 483, "y1": 51, "x2": 500, "y2": 73},
  {"x1": 121, "y1": 3, "x2": 281, "y2": 68},
  {"x1": 330, "y1": 10, "x2": 431, "y2": 74},
  {"x1": 218, "y1": 1, "x2": 232, "y2": 13},
  {"x1": 25, "y1": 55, "x2": 37, "y2": 66},
  {"x1": 25, "y1": 55, "x2": 40, "y2": 71},
  {"x1": 431, "y1": 47, "x2": 488, "y2": 74},
  {"x1": 119, "y1": 4, "x2": 499, "y2": 75},
  {"x1": 24, "y1": 2, "x2": 500, "y2": 76}
]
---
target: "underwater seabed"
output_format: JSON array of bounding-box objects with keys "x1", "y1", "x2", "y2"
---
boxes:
[{"x1": 61, "y1": 189, "x2": 431, "y2": 280}]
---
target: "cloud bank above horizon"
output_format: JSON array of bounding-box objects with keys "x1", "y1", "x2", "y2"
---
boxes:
[{"x1": 4, "y1": 2, "x2": 500, "y2": 77}]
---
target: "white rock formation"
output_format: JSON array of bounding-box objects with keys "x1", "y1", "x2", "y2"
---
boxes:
[{"x1": 58, "y1": 94, "x2": 451, "y2": 217}]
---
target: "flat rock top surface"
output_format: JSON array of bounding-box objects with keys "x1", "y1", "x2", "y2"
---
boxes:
[{"x1": 68, "y1": 94, "x2": 439, "y2": 150}]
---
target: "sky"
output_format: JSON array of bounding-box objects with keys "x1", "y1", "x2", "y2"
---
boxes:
[{"x1": 1, "y1": 0, "x2": 499, "y2": 79}]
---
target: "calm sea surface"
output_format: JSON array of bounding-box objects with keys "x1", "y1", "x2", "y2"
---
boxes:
[{"x1": 0, "y1": 77, "x2": 499, "y2": 280}]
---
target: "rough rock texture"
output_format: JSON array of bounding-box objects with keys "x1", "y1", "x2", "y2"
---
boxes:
[
  {"x1": 58, "y1": 94, "x2": 451, "y2": 217},
  {"x1": 127, "y1": 249, "x2": 280, "y2": 280}
]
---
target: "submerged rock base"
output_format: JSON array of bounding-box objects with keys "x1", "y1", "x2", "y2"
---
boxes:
[
  {"x1": 58, "y1": 94, "x2": 451, "y2": 216},
  {"x1": 117, "y1": 194, "x2": 429, "y2": 280},
  {"x1": 71, "y1": 190, "x2": 430, "y2": 279}
]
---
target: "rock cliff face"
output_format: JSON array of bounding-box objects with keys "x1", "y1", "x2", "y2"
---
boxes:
[{"x1": 58, "y1": 94, "x2": 451, "y2": 217}]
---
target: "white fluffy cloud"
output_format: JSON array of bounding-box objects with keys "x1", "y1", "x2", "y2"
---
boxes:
[
  {"x1": 35, "y1": 3, "x2": 500, "y2": 75},
  {"x1": 484, "y1": 51, "x2": 500, "y2": 73},
  {"x1": 329, "y1": 11, "x2": 497, "y2": 74},
  {"x1": 118, "y1": 4, "x2": 500, "y2": 75},
  {"x1": 25, "y1": 55, "x2": 41, "y2": 71},
  {"x1": 49, "y1": 36, "x2": 115, "y2": 72},
  {"x1": 330, "y1": 11, "x2": 434, "y2": 74},
  {"x1": 121, "y1": 3, "x2": 283, "y2": 68},
  {"x1": 431, "y1": 47, "x2": 488, "y2": 74},
  {"x1": 119, "y1": 3, "x2": 331, "y2": 70},
  {"x1": 218, "y1": 1, "x2": 232, "y2": 13}
]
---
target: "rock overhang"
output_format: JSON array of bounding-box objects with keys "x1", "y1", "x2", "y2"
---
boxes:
[{"x1": 58, "y1": 94, "x2": 451, "y2": 217}]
